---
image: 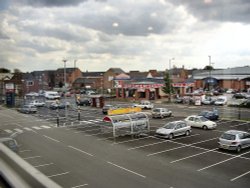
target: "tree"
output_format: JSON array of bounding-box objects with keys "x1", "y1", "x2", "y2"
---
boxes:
[
  {"x1": 162, "y1": 71, "x2": 174, "y2": 102},
  {"x1": 0, "y1": 68, "x2": 11, "y2": 73},
  {"x1": 203, "y1": 65, "x2": 214, "y2": 70}
]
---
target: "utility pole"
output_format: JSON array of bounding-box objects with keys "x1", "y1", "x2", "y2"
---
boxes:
[
  {"x1": 62, "y1": 58, "x2": 68, "y2": 119},
  {"x1": 208, "y1": 55, "x2": 214, "y2": 91}
]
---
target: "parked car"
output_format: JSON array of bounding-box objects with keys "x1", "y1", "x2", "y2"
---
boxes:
[
  {"x1": 155, "y1": 121, "x2": 191, "y2": 139},
  {"x1": 49, "y1": 102, "x2": 70, "y2": 110},
  {"x1": 133, "y1": 100, "x2": 154, "y2": 109},
  {"x1": 174, "y1": 97, "x2": 184, "y2": 103},
  {"x1": 25, "y1": 92, "x2": 39, "y2": 97},
  {"x1": 232, "y1": 93, "x2": 247, "y2": 99},
  {"x1": 199, "y1": 110, "x2": 219, "y2": 120},
  {"x1": 226, "y1": 88, "x2": 236, "y2": 94},
  {"x1": 218, "y1": 130, "x2": 250, "y2": 153},
  {"x1": 152, "y1": 108, "x2": 172, "y2": 118},
  {"x1": 185, "y1": 115, "x2": 217, "y2": 130},
  {"x1": 76, "y1": 98, "x2": 91, "y2": 106},
  {"x1": 44, "y1": 91, "x2": 61, "y2": 100},
  {"x1": 102, "y1": 105, "x2": 117, "y2": 114},
  {"x1": 202, "y1": 97, "x2": 216, "y2": 105},
  {"x1": 18, "y1": 105, "x2": 37, "y2": 114},
  {"x1": 214, "y1": 96, "x2": 227, "y2": 105},
  {"x1": 29, "y1": 100, "x2": 45, "y2": 107}
]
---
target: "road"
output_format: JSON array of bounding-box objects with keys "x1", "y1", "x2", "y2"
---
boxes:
[{"x1": 0, "y1": 102, "x2": 250, "y2": 188}]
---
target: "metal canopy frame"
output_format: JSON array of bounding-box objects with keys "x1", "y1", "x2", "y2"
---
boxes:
[{"x1": 103, "y1": 112, "x2": 150, "y2": 138}]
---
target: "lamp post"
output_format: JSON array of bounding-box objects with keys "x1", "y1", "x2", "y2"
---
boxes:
[{"x1": 62, "y1": 58, "x2": 68, "y2": 119}]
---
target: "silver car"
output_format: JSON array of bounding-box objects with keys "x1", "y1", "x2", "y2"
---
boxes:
[
  {"x1": 155, "y1": 121, "x2": 191, "y2": 139},
  {"x1": 152, "y1": 108, "x2": 172, "y2": 118},
  {"x1": 218, "y1": 130, "x2": 250, "y2": 153}
]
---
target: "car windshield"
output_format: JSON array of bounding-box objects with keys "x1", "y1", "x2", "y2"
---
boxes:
[
  {"x1": 217, "y1": 98, "x2": 225, "y2": 102},
  {"x1": 153, "y1": 109, "x2": 160, "y2": 112},
  {"x1": 199, "y1": 111, "x2": 208, "y2": 116},
  {"x1": 200, "y1": 117, "x2": 209, "y2": 122},
  {"x1": 163, "y1": 123, "x2": 176, "y2": 129},
  {"x1": 220, "y1": 133, "x2": 236, "y2": 140}
]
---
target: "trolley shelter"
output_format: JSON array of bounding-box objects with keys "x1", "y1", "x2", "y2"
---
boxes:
[{"x1": 102, "y1": 112, "x2": 150, "y2": 138}]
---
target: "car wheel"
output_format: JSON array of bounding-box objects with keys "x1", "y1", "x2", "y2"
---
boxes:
[
  {"x1": 202, "y1": 125, "x2": 208, "y2": 130},
  {"x1": 169, "y1": 133, "x2": 174, "y2": 140},
  {"x1": 185, "y1": 130, "x2": 190, "y2": 136},
  {"x1": 236, "y1": 146, "x2": 241, "y2": 153}
]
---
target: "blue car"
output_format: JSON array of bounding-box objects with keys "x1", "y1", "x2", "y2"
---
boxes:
[{"x1": 199, "y1": 110, "x2": 219, "y2": 120}]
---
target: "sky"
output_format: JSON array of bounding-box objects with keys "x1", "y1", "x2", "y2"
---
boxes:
[{"x1": 0, "y1": 0, "x2": 250, "y2": 72}]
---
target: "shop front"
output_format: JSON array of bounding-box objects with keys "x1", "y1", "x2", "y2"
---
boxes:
[
  {"x1": 116, "y1": 82, "x2": 163, "y2": 100},
  {"x1": 172, "y1": 82, "x2": 195, "y2": 96}
]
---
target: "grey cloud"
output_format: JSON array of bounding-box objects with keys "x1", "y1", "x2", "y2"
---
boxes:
[
  {"x1": 12, "y1": 0, "x2": 87, "y2": 7},
  {"x1": 18, "y1": 39, "x2": 63, "y2": 53},
  {"x1": 168, "y1": 0, "x2": 250, "y2": 23},
  {"x1": 18, "y1": 23, "x2": 92, "y2": 43},
  {"x1": 61, "y1": 2, "x2": 182, "y2": 36}
]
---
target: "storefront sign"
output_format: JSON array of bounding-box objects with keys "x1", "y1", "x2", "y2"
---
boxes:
[
  {"x1": 172, "y1": 83, "x2": 194, "y2": 87},
  {"x1": 124, "y1": 84, "x2": 164, "y2": 89},
  {"x1": 5, "y1": 83, "x2": 14, "y2": 92}
]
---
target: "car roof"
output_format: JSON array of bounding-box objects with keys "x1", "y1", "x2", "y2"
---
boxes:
[{"x1": 224, "y1": 130, "x2": 248, "y2": 135}]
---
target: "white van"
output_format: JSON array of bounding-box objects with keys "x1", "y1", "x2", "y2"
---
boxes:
[{"x1": 44, "y1": 91, "x2": 60, "y2": 100}]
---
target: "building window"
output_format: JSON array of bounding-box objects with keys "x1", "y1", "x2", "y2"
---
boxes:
[{"x1": 26, "y1": 81, "x2": 34, "y2": 86}]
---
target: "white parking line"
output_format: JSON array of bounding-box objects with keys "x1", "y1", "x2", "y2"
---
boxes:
[
  {"x1": 71, "y1": 184, "x2": 89, "y2": 188},
  {"x1": 230, "y1": 122, "x2": 249, "y2": 127},
  {"x1": 68, "y1": 145, "x2": 94, "y2": 157},
  {"x1": 14, "y1": 128, "x2": 23, "y2": 133},
  {"x1": 170, "y1": 148, "x2": 217, "y2": 163},
  {"x1": 112, "y1": 136, "x2": 151, "y2": 145},
  {"x1": 147, "y1": 137, "x2": 218, "y2": 156},
  {"x1": 13, "y1": 123, "x2": 23, "y2": 128},
  {"x1": 128, "y1": 134, "x2": 200, "y2": 150},
  {"x1": 23, "y1": 156, "x2": 41, "y2": 160},
  {"x1": 34, "y1": 163, "x2": 54, "y2": 168},
  {"x1": 97, "y1": 136, "x2": 114, "y2": 141},
  {"x1": 41, "y1": 125, "x2": 52, "y2": 129},
  {"x1": 230, "y1": 170, "x2": 250, "y2": 182},
  {"x1": 48, "y1": 172, "x2": 69, "y2": 178},
  {"x1": 85, "y1": 131, "x2": 113, "y2": 136},
  {"x1": 19, "y1": 150, "x2": 31, "y2": 153},
  {"x1": 23, "y1": 127, "x2": 33, "y2": 131},
  {"x1": 107, "y1": 161, "x2": 146, "y2": 178},
  {"x1": 43, "y1": 135, "x2": 60, "y2": 143},
  {"x1": 4, "y1": 129, "x2": 13, "y2": 133},
  {"x1": 198, "y1": 150, "x2": 250, "y2": 171},
  {"x1": 74, "y1": 128, "x2": 101, "y2": 133}
]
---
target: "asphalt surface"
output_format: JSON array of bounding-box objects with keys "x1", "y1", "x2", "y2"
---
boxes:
[{"x1": 1, "y1": 101, "x2": 250, "y2": 188}]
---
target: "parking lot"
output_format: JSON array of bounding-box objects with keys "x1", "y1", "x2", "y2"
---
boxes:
[{"x1": 2, "y1": 102, "x2": 250, "y2": 188}]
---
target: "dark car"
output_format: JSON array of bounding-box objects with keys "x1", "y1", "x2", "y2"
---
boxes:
[
  {"x1": 233, "y1": 93, "x2": 247, "y2": 99},
  {"x1": 76, "y1": 98, "x2": 91, "y2": 106},
  {"x1": 199, "y1": 110, "x2": 219, "y2": 120}
]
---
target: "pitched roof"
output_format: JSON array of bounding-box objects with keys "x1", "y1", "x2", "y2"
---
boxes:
[
  {"x1": 82, "y1": 71, "x2": 105, "y2": 77},
  {"x1": 107, "y1": 68, "x2": 125, "y2": 74}
]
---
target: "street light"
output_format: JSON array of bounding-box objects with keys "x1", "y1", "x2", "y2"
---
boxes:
[
  {"x1": 62, "y1": 58, "x2": 68, "y2": 119},
  {"x1": 208, "y1": 55, "x2": 214, "y2": 91}
]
